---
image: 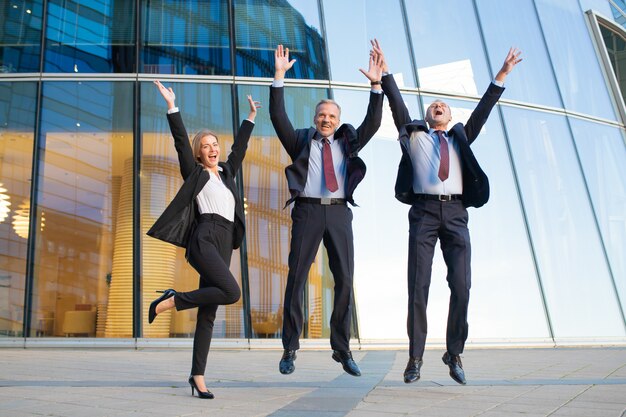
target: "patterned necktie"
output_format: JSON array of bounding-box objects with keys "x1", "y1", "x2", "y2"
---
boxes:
[
  {"x1": 435, "y1": 130, "x2": 449, "y2": 181},
  {"x1": 322, "y1": 138, "x2": 339, "y2": 192}
]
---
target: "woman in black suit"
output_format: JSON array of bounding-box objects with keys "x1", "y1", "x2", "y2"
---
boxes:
[{"x1": 148, "y1": 80, "x2": 259, "y2": 399}]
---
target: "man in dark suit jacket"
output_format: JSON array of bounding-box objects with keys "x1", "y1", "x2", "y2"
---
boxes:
[
  {"x1": 270, "y1": 45, "x2": 384, "y2": 376},
  {"x1": 372, "y1": 40, "x2": 522, "y2": 385}
]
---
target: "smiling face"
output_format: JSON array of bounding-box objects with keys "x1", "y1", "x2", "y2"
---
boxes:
[
  {"x1": 425, "y1": 100, "x2": 452, "y2": 130},
  {"x1": 197, "y1": 134, "x2": 220, "y2": 170},
  {"x1": 314, "y1": 101, "x2": 341, "y2": 138}
]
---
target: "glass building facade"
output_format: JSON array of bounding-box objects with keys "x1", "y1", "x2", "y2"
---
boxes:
[{"x1": 0, "y1": 0, "x2": 624, "y2": 347}]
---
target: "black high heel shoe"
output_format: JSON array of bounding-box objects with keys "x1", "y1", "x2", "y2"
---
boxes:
[
  {"x1": 148, "y1": 289, "x2": 176, "y2": 324},
  {"x1": 188, "y1": 375, "x2": 214, "y2": 399}
]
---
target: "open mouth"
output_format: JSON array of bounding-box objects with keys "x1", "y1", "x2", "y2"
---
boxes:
[{"x1": 435, "y1": 109, "x2": 443, "y2": 116}]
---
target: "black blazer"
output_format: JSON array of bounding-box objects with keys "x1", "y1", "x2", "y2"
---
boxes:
[
  {"x1": 381, "y1": 74, "x2": 504, "y2": 208},
  {"x1": 269, "y1": 85, "x2": 383, "y2": 206},
  {"x1": 147, "y1": 111, "x2": 254, "y2": 250}
]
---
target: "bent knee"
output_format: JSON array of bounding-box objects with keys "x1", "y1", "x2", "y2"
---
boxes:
[{"x1": 225, "y1": 285, "x2": 241, "y2": 305}]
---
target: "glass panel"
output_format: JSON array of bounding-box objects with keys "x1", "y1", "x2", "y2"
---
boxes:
[
  {"x1": 569, "y1": 118, "x2": 626, "y2": 315},
  {"x1": 611, "y1": 1, "x2": 626, "y2": 28},
  {"x1": 237, "y1": 84, "x2": 334, "y2": 339},
  {"x1": 0, "y1": 0, "x2": 43, "y2": 73},
  {"x1": 44, "y1": 0, "x2": 136, "y2": 73},
  {"x1": 234, "y1": 0, "x2": 328, "y2": 79},
  {"x1": 503, "y1": 106, "x2": 624, "y2": 338},
  {"x1": 579, "y1": 0, "x2": 614, "y2": 17},
  {"x1": 33, "y1": 81, "x2": 133, "y2": 337},
  {"x1": 535, "y1": 0, "x2": 617, "y2": 120},
  {"x1": 475, "y1": 0, "x2": 562, "y2": 107},
  {"x1": 141, "y1": 82, "x2": 243, "y2": 338},
  {"x1": 322, "y1": 0, "x2": 415, "y2": 87},
  {"x1": 599, "y1": 24, "x2": 626, "y2": 102},
  {"x1": 404, "y1": 0, "x2": 490, "y2": 95},
  {"x1": 141, "y1": 0, "x2": 230, "y2": 75},
  {"x1": 0, "y1": 82, "x2": 37, "y2": 337}
]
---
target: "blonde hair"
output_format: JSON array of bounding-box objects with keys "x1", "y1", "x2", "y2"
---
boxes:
[{"x1": 191, "y1": 130, "x2": 219, "y2": 164}]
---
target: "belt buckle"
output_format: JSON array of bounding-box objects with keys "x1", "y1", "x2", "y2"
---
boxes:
[
  {"x1": 320, "y1": 197, "x2": 332, "y2": 205},
  {"x1": 438, "y1": 195, "x2": 451, "y2": 202}
]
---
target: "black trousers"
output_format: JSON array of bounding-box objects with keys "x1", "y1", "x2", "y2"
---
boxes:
[
  {"x1": 407, "y1": 199, "x2": 471, "y2": 359},
  {"x1": 282, "y1": 200, "x2": 355, "y2": 351},
  {"x1": 174, "y1": 213, "x2": 241, "y2": 376}
]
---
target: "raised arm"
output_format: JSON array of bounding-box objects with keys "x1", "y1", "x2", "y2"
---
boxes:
[
  {"x1": 464, "y1": 48, "x2": 522, "y2": 143},
  {"x1": 154, "y1": 80, "x2": 197, "y2": 179},
  {"x1": 226, "y1": 95, "x2": 260, "y2": 174},
  {"x1": 372, "y1": 39, "x2": 412, "y2": 130},
  {"x1": 269, "y1": 45, "x2": 300, "y2": 158}
]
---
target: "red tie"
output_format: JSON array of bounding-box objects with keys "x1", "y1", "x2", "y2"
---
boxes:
[
  {"x1": 322, "y1": 138, "x2": 339, "y2": 192},
  {"x1": 435, "y1": 130, "x2": 449, "y2": 181}
]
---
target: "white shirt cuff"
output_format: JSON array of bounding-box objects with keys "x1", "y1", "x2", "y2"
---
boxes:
[
  {"x1": 492, "y1": 79, "x2": 504, "y2": 87},
  {"x1": 272, "y1": 80, "x2": 285, "y2": 88},
  {"x1": 371, "y1": 89, "x2": 383, "y2": 94},
  {"x1": 167, "y1": 107, "x2": 179, "y2": 114}
]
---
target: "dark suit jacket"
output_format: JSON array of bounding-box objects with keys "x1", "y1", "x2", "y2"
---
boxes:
[
  {"x1": 381, "y1": 74, "x2": 504, "y2": 208},
  {"x1": 269, "y1": 85, "x2": 383, "y2": 206},
  {"x1": 147, "y1": 111, "x2": 254, "y2": 250}
]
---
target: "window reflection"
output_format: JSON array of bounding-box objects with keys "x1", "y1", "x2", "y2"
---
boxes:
[
  {"x1": 404, "y1": 0, "x2": 490, "y2": 95},
  {"x1": 503, "y1": 107, "x2": 624, "y2": 338},
  {"x1": 141, "y1": 82, "x2": 243, "y2": 338},
  {"x1": 33, "y1": 82, "x2": 133, "y2": 337},
  {"x1": 237, "y1": 84, "x2": 334, "y2": 339},
  {"x1": 0, "y1": 82, "x2": 37, "y2": 337},
  {"x1": 234, "y1": 0, "x2": 327, "y2": 79},
  {"x1": 569, "y1": 118, "x2": 626, "y2": 315},
  {"x1": 0, "y1": 1, "x2": 43, "y2": 73},
  {"x1": 142, "y1": 0, "x2": 230, "y2": 75},
  {"x1": 45, "y1": 0, "x2": 136, "y2": 73},
  {"x1": 323, "y1": 0, "x2": 415, "y2": 87},
  {"x1": 534, "y1": 0, "x2": 617, "y2": 120},
  {"x1": 475, "y1": 0, "x2": 562, "y2": 108}
]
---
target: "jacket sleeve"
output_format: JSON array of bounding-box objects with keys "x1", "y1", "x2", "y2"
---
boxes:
[
  {"x1": 166, "y1": 111, "x2": 197, "y2": 179},
  {"x1": 464, "y1": 82, "x2": 504, "y2": 144},
  {"x1": 354, "y1": 90, "x2": 384, "y2": 150},
  {"x1": 225, "y1": 119, "x2": 254, "y2": 175},
  {"x1": 269, "y1": 85, "x2": 301, "y2": 160},
  {"x1": 381, "y1": 74, "x2": 412, "y2": 131}
]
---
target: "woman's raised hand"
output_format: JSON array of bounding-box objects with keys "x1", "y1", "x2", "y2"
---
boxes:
[
  {"x1": 247, "y1": 95, "x2": 261, "y2": 122},
  {"x1": 154, "y1": 80, "x2": 176, "y2": 110}
]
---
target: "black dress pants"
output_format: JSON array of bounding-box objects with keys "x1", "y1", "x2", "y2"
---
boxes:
[
  {"x1": 282, "y1": 200, "x2": 355, "y2": 351},
  {"x1": 174, "y1": 213, "x2": 241, "y2": 376},
  {"x1": 406, "y1": 199, "x2": 471, "y2": 359}
]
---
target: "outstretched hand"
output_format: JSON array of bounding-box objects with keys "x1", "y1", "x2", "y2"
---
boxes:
[
  {"x1": 154, "y1": 80, "x2": 176, "y2": 110},
  {"x1": 369, "y1": 38, "x2": 389, "y2": 73},
  {"x1": 274, "y1": 44, "x2": 296, "y2": 80},
  {"x1": 359, "y1": 49, "x2": 384, "y2": 84},
  {"x1": 495, "y1": 47, "x2": 522, "y2": 82},
  {"x1": 247, "y1": 95, "x2": 261, "y2": 121}
]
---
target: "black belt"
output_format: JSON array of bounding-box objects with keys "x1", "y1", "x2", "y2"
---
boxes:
[
  {"x1": 296, "y1": 197, "x2": 347, "y2": 205},
  {"x1": 414, "y1": 194, "x2": 462, "y2": 202}
]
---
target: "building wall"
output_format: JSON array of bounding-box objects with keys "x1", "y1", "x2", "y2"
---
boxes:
[{"x1": 0, "y1": 0, "x2": 624, "y2": 345}]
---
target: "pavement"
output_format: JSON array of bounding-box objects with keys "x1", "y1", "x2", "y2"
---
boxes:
[{"x1": 0, "y1": 346, "x2": 625, "y2": 417}]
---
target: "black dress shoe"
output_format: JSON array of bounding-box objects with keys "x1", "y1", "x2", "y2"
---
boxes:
[
  {"x1": 332, "y1": 350, "x2": 361, "y2": 377},
  {"x1": 148, "y1": 289, "x2": 176, "y2": 324},
  {"x1": 403, "y1": 357, "x2": 423, "y2": 383},
  {"x1": 279, "y1": 349, "x2": 297, "y2": 374},
  {"x1": 442, "y1": 352, "x2": 466, "y2": 385},
  {"x1": 188, "y1": 375, "x2": 214, "y2": 399}
]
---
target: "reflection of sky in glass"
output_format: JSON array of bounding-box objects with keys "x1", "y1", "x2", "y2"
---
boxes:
[
  {"x1": 569, "y1": 118, "x2": 626, "y2": 315},
  {"x1": 323, "y1": 0, "x2": 415, "y2": 87},
  {"x1": 405, "y1": 0, "x2": 490, "y2": 95},
  {"x1": 503, "y1": 106, "x2": 624, "y2": 337},
  {"x1": 475, "y1": 0, "x2": 562, "y2": 107},
  {"x1": 535, "y1": 0, "x2": 617, "y2": 120}
]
